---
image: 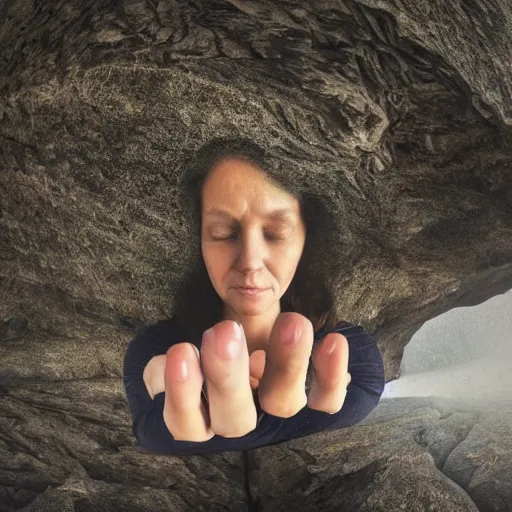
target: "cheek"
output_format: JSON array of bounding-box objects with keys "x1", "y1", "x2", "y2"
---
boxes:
[
  {"x1": 201, "y1": 244, "x2": 216, "y2": 274},
  {"x1": 203, "y1": 245, "x2": 230, "y2": 277},
  {"x1": 274, "y1": 247, "x2": 302, "y2": 281}
]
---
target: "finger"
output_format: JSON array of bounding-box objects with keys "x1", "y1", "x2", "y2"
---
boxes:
[
  {"x1": 201, "y1": 321, "x2": 257, "y2": 438},
  {"x1": 249, "y1": 349, "x2": 266, "y2": 390},
  {"x1": 307, "y1": 333, "x2": 350, "y2": 414},
  {"x1": 143, "y1": 354, "x2": 167, "y2": 399},
  {"x1": 258, "y1": 312, "x2": 313, "y2": 418},
  {"x1": 163, "y1": 343, "x2": 215, "y2": 441}
]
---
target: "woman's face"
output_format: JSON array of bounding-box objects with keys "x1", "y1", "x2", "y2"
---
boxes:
[{"x1": 201, "y1": 157, "x2": 306, "y2": 319}]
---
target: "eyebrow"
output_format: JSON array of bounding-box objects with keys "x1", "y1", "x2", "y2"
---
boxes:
[{"x1": 205, "y1": 207, "x2": 295, "y2": 222}]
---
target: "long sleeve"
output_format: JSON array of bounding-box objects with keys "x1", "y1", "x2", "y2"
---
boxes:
[
  {"x1": 123, "y1": 319, "x2": 385, "y2": 455},
  {"x1": 263, "y1": 322, "x2": 386, "y2": 443},
  {"x1": 123, "y1": 318, "x2": 278, "y2": 455}
]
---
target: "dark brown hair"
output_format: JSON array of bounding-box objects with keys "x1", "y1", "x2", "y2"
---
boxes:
[{"x1": 173, "y1": 136, "x2": 349, "y2": 366}]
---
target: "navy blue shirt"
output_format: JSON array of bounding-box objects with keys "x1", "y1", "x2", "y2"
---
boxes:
[{"x1": 123, "y1": 318, "x2": 385, "y2": 455}]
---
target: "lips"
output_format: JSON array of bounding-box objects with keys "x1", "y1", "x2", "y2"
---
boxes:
[{"x1": 235, "y1": 283, "x2": 269, "y2": 290}]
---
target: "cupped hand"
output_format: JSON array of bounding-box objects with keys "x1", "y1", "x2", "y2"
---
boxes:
[{"x1": 153, "y1": 312, "x2": 351, "y2": 441}]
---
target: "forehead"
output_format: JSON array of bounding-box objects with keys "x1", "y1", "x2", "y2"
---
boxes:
[{"x1": 202, "y1": 158, "x2": 300, "y2": 217}]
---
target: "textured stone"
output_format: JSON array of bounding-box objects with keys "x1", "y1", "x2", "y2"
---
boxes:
[{"x1": 1, "y1": 0, "x2": 512, "y2": 510}]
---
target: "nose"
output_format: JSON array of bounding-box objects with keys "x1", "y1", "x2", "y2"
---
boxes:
[{"x1": 235, "y1": 229, "x2": 267, "y2": 273}]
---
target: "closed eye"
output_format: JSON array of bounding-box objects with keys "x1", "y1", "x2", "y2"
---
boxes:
[{"x1": 212, "y1": 233, "x2": 282, "y2": 242}]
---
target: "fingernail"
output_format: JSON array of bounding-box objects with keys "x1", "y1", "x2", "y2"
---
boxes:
[
  {"x1": 217, "y1": 337, "x2": 241, "y2": 359},
  {"x1": 203, "y1": 328, "x2": 215, "y2": 345},
  {"x1": 175, "y1": 359, "x2": 188, "y2": 382},
  {"x1": 234, "y1": 321, "x2": 243, "y2": 339},
  {"x1": 326, "y1": 337, "x2": 337, "y2": 355},
  {"x1": 283, "y1": 322, "x2": 300, "y2": 345},
  {"x1": 209, "y1": 322, "x2": 242, "y2": 360}
]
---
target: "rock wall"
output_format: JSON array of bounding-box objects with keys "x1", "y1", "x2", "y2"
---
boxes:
[{"x1": 1, "y1": 1, "x2": 511, "y2": 510}]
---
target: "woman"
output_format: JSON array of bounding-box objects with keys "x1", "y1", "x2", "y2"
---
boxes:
[{"x1": 123, "y1": 137, "x2": 385, "y2": 455}]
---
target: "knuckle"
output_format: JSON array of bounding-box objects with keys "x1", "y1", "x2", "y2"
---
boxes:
[
  {"x1": 163, "y1": 408, "x2": 211, "y2": 442},
  {"x1": 264, "y1": 405, "x2": 298, "y2": 419},
  {"x1": 211, "y1": 409, "x2": 258, "y2": 438},
  {"x1": 311, "y1": 404, "x2": 343, "y2": 415},
  {"x1": 308, "y1": 386, "x2": 348, "y2": 414},
  {"x1": 212, "y1": 418, "x2": 256, "y2": 437},
  {"x1": 260, "y1": 394, "x2": 307, "y2": 418},
  {"x1": 213, "y1": 426, "x2": 254, "y2": 438}
]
